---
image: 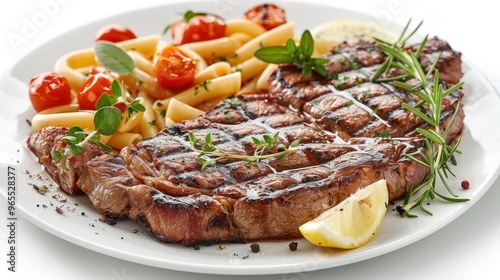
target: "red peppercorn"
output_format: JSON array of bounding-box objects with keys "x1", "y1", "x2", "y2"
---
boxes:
[{"x1": 461, "y1": 180, "x2": 470, "y2": 190}]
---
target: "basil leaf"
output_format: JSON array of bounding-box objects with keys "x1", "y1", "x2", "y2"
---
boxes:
[
  {"x1": 285, "y1": 38, "x2": 297, "y2": 53},
  {"x1": 111, "y1": 80, "x2": 122, "y2": 97},
  {"x1": 94, "y1": 42, "x2": 135, "y2": 76},
  {"x1": 96, "y1": 141, "x2": 113, "y2": 153},
  {"x1": 254, "y1": 46, "x2": 294, "y2": 64},
  {"x1": 129, "y1": 99, "x2": 145, "y2": 112},
  {"x1": 184, "y1": 10, "x2": 197, "y2": 22},
  {"x1": 94, "y1": 106, "x2": 122, "y2": 135},
  {"x1": 254, "y1": 30, "x2": 327, "y2": 77},
  {"x1": 70, "y1": 144, "x2": 85, "y2": 156},
  {"x1": 300, "y1": 30, "x2": 314, "y2": 58},
  {"x1": 50, "y1": 150, "x2": 64, "y2": 162},
  {"x1": 96, "y1": 94, "x2": 117, "y2": 110}
]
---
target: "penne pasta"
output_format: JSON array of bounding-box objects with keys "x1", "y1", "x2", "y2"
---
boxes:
[
  {"x1": 54, "y1": 48, "x2": 94, "y2": 91},
  {"x1": 154, "y1": 109, "x2": 167, "y2": 130},
  {"x1": 231, "y1": 56, "x2": 268, "y2": 83},
  {"x1": 237, "y1": 75, "x2": 259, "y2": 96},
  {"x1": 255, "y1": 63, "x2": 279, "y2": 93},
  {"x1": 225, "y1": 18, "x2": 267, "y2": 38},
  {"x1": 228, "y1": 32, "x2": 253, "y2": 45},
  {"x1": 182, "y1": 37, "x2": 242, "y2": 61},
  {"x1": 128, "y1": 50, "x2": 154, "y2": 76},
  {"x1": 153, "y1": 71, "x2": 242, "y2": 111},
  {"x1": 39, "y1": 103, "x2": 80, "y2": 114},
  {"x1": 194, "y1": 61, "x2": 232, "y2": 84},
  {"x1": 166, "y1": 98, "x2": 205, "y2": 123},
  {"x1": 227, "y1": 21, "x2": 294, "y2": 65},
  {"x1": 137, "y1": 94, "x2": 159, "y2": 138},
  {"x1": 117, "y1": 110, "x2": 143, "y2": 133},
  {"x1": 31, "y1": 111, "x2": 95, "y2": 132},
  {"x1": 195, "y1": 95, "x2": 229, "y2": 111},
  {"x1": 106, "y1": 132, "x2": 143, "y2": 150},
  {"x1": 164, "y1": 117, "x2": 176, "y2": 127}
]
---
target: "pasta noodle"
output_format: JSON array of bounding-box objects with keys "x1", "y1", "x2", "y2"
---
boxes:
[
  {"x1": 194, "y1": 61, "x2": 232, "y2": 84},
  {"x1": 153, "y1": 71, "x2": 242, "y2": 111},
  {"x1": 182, "y1": 37, "x2": 242, "y2": 61},
  {"x1": 231, "y1": 56, "x2": 268, "y2": 83},
  {"x1": 106, "y1": 132, "x2": 143, "y2": 150},
  {"x1": 166, "y1": 98, "x2": 205, "y2": 123},
  {"x1": 117, "y1": 110, "x2": 143, "y2": 133},
  {"x1": 256, "y1": 63, "x2": 279, "y2": 93},
  {"x1": 55, "y1": 35, "x2": 161, "y2": 92},
  {"x1": 227, "y1": 22, "x2": 294, "y2": 65},
  {"x1": 31, "y1": 111, "x2": 95, "y2": 132},
  {"x1": 225, "y1": 18, "x2": 267, "y2": 38},
  {"x1": 138, "y1": 93, "x2": 159, "y2": 138}
]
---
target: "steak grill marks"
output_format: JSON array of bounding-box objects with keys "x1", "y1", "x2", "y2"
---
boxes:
[{"x1": 27, "y1": 37, "x2": 464, "y2": 244}]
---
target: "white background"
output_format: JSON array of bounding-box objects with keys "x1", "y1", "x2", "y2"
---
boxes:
[{"x1": 1, "y1": 0, "x2": 499, "y2": 279}]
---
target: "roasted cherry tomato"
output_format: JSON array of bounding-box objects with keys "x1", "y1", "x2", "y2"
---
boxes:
[
  {"x1": 153, "y1": 45, "x2": 196, "y2": 91},
  {"x1": 244, "y1": 3, "x2": 286, "y2": 30},
  {"x1": 95, "y1": 24, "x2": 137, "y2": 43},
  {"x1": 169, "y1": 12, "x2": 226, "y2": 45},
  {"x1": 88, "y1": 66, "x2": 108, "y2": 75},
  {"x1": 78, "y1": 73, "x2": 112, "y2": 110},
  {"x1": 29, "y1": 72, "x2": 71, "y2": 112}
]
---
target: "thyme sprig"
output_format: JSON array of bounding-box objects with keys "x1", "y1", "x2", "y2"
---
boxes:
[
  {"x1": 188, "y1": 131, "x2": 300, "y2": 170},
  {"x1": 372, "y1": 20, "x2": 469, "y2": 217}
]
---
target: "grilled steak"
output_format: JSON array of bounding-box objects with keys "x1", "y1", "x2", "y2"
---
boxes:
[
  {"x1": 27, "y1": 36, "x2": 465, "y2": 245},
  {"x1": 27, "y1": 126, "x2": 106, "y2": 195},
  {"x1": 78, "y1": 95, "x2": 427, "y2": 243}
]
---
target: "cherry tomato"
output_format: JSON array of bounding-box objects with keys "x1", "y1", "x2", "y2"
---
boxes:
[
  {"x1": 244, "y1": 3, "x2": 286, "y2": 31},
  {"x1": 153, "y1": 45, "x2": 196, "y2": 91},
  {"x1": 29, "y1": 72, "x2": 71, "y2": 112},
  {"x1": 78, "y1": 74, "x2": 112, "y2": 110},
  {"x1": 88, "y1": 66, "x2": 108, "y2": 75},
  {"x1": 95, "y1": 24, "x2": 137, "y2": 43},
  {"x1": 170, "y1": 12, "x2": 226, "y2": 45},
  {"x1": 113, "y1": 102, "x2": 127, "y2": 113}
]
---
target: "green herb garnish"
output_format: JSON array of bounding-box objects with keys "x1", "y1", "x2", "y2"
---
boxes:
[
  {"x1": 94, "y1": 42, "x2": 136, "y2": 76},
  {"x1": 223, "y1": 97, "x2": 241, "y2": 109},
  {"x1": 254, "y1": 30, "x2": 329, "y2": 77},
  {"x1": 372, "y1": 20, "x2": 468, "y2": 217},
  {"x1": 188, "y1": 131, "x2": 300, "y2": 170},
  {"x1": 51, "y1": 81, "x2": 145, "y2": 167}
]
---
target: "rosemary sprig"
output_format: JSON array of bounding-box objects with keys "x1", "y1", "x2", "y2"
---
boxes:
[
  {"x1": 370, "y1": 19, "x2": 423, "y2": 83},
  {"x1": 372, "y1": 20, "x2": 469, "y2": 217},
  {"x1": 188, "y1": 131, "x2": 300, "y2": 170}
]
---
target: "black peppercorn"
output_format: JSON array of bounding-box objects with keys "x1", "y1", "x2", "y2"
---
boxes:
[{"x1": 250, "y1": 243, "x2": 260, "y2": 253}]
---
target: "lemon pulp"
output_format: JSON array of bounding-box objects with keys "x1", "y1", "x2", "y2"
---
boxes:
[
  {"x1": 310, "y1": 20, "x2": 399, "y2": 54},
  {"x1": 299, "y1": 179, "x2": 389, "y2": 249}
]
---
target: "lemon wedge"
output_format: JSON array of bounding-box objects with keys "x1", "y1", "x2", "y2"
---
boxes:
[
  {"x1": 310, "y1": 20, "x2": 399, "y2": 54},
  {"x1": 299, "y1": 179, "x2": 389, "y2": 249}
]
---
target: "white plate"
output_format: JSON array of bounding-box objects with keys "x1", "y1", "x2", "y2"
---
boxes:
[{"x1": 1, "y1": 0, "x2": 500, "y2": 276}]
